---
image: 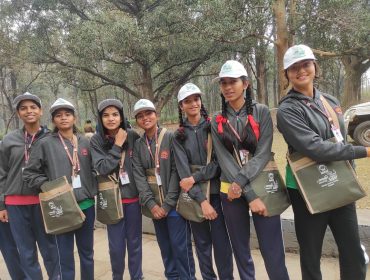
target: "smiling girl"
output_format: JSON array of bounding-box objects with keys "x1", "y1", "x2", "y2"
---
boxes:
[
  {"x1": 90, "y1": 99, "x2": 143, "y2": 280},
  {"x1": 172, "y1": 83, "x2": 233, "y2": 280},
  {"x1": 211, "y1": 60, "x2": 289, "y2": 280},
  {"x1": 24, "y1": 98, "x2": 97, "y2": 280},
  {"x1": 132, "y1": 99, "x2": 196, "y2": 280}
]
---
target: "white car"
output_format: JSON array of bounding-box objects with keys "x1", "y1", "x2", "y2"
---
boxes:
[{"x1": 344, "y1": 102, "x2": 370, "y2": 146}]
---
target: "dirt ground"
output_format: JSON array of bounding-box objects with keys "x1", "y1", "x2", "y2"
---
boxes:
[{"x1": 163, "y1": 119, "x2": 370, "y2": 209}]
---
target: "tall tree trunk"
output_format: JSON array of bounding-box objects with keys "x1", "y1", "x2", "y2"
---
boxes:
[
  {"x1": 341, "y1": 55, "x2": 370, "y2": 108},
  {"x1": 273, "y1": 0, "x2": 289, "y2": 99},
  {"x1": 10, "y1": 70, "x2": 19, "y2": 129},
  {"x1": 256, "y1": 55, "x2": 268, "y2": 105}
]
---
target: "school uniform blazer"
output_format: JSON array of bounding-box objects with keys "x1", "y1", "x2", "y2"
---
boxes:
[
  {"x1": 0, "y1": 127, "x2": 49, "y2": 210},
  {"x1": 132, "y1": 128, "x2": 179, "y2": 213},
  {"x1": 211, "y1": 101, "x2": 273, "y2": 203},
  {"x1": 277, "y1": 88, "x2": 367, "y2": 161},
  {"x1": 173, "y1": 118, "x2": 220, "y2": 203},
  {"x1": 90, "y1": 129, "x2": 140, "y2": 199},
  {"x1": 23, "y1": 133, "x2": 97, "y2": 202}
]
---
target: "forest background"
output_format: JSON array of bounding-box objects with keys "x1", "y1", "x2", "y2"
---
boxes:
[{"x1": 0, "y1": 0, "x2": 369, "y2": 204}]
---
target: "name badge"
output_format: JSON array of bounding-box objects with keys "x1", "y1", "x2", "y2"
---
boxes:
[
  {"x1": 239, "y1": 149, "x2": 249, "y2": 165},
  {"x1": 119, "y1": 171, "x2": 130, "y2": 185},
  {"x1": 155, "y1": 172, "x2": 162, "y2": 186},
  {"x1": 331, "y1": 126, "x2": 344, "y2": 143},
  {"x1": 72, "y1": 175, "x2": 82, "y2": 189}
]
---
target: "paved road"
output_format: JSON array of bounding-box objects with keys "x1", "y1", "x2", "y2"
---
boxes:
[{"x1": 2, "y1": 227, "x2": 368, "y2": 279}]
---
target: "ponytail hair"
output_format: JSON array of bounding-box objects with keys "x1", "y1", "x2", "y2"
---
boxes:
[
  {"x1": 240, "y1": 84, "x2": 258, "y2": 154},
  {"x1": 175, "y1": 104, "x2": 186, "y2": 142}
]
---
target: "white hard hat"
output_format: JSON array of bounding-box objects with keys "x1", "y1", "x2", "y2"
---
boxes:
[
  {"x1": 214, "y1": 60, "x2": 248, "y2": 81},
  {"x1": 283, "y1": 44, "x2": 316, "y2": 70},
  {"x1": 50, "y1": 98, "x2": 75, "y2": 114},
  {"x1": 133, "y1": 99, "x2": 156, "y2": 117},
  {"x1": 177, "y1": 83, "x2": 203, "y2": 103}
]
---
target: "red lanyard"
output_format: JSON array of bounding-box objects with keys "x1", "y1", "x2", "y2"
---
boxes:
[
  {"x1": 145, "y1": 128, "x2": 160, "y2": 173},
  {"x1": 304, "y1": 98, "x2": 335, "y2": 128},
  {"x1": 58, "y1": 133, "x2": 80, "y2": 174},
  {"x1": 226, "y1": 118, "x2": 248, "y2": 143},
  {"x1": 24, "y1": 131, "x2": 38, "y2": 164}
]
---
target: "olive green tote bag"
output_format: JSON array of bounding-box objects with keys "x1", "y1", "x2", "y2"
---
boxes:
[
  {"x1": 251, "y1": 154, "x2": 290, "y2": 217},
  {"x1": 176, "y1": 133, "x2": 212, "y2": 223},
  {"x1": 39, "y1": 176, "x2": 86, "y2": 234},
  {"x1": 96, "y1": 174, "x2": 124, "y2": 225}
]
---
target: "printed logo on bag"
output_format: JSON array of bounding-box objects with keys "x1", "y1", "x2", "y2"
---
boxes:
[
  {"x1": 160, "y1": 149, "x2": 169, "y2": 159},
  {"x1": 98, "y1": 193, "x2": 108, "y2": 209},
  {"x1": 180, "y1": 192, "x2": 193, "y2": 203},
  {"x1": 316, "y1": 164, "x2": 338, "y2": 187},
  {"x1": 48, "y1": 201, "x2": 63, "y2": 218},
  {"x1": 265, "y1": 173, "x2": 279, "y2": 193},
  {"x1": 81, "y1": 148, "x2": 88, "y2": 156}
]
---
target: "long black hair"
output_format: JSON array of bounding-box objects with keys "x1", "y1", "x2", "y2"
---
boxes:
[
  {"x1": 219, "y1": 81, "x2": 258, "y2": 155},
  {"x1": 97, "y1": 106, "x2": 128, "y2": 149},
  {"x1": 176, "y1": 97, "x2": 210, "y2": 142}
]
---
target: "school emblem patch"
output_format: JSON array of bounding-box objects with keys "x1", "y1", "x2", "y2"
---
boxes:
[
  {"x1": 160, "y1": 150, "x2": 169, "y2": 159},
  {"x1": 334, "y1": 106, "x2": 342, "y2": 114},
  {"x1": 81, "y1": 148, "x2": 88, "y2": 156}
]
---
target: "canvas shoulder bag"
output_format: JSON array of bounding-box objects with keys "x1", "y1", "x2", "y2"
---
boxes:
[
  {"x1": 39, "y1": 176, "x2": 86, "y2": 234},
  {"x1": 141, "y1": 128, "x2": 167, "y2": 218},
  {"x1": 287, "y1": 95, "x2": 366, "y2": 214},
  {"x1": 176, "y1": 133, "x2": 212, "y2": 223},
  {"x1": 96, "y1": 157, "x2": 124, "y2": 225},
  {"x1": 233, "y1": 147, "x2": 290, "y2": 217}
]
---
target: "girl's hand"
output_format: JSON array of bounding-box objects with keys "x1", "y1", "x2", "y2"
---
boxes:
[
  {"x1": 115, "y1": 128, "x2": 127, "y2": 147},
  {"x1": 0, "y1": 210, "x2": 8, "y2": 223},
  {"x1": 151, "y1": 205, "x2": 166, "y2": 219},
  {"x1": 227, "y1": 182, "x2": 242, "y2": 201},
  {"x1": 200, "y1": 200, "x2": 218, "y2": 220},
  {"x1": 180, "y1": 176, "x2": 195, "y2": 192},
  {"x1": 249, "y1": 198, "x2": 268, "y2": 216}
]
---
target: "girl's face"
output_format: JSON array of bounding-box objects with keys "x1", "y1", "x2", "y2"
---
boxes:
[
  {"x1": 17, "y1": 100, "x2": 42, "y2": 125},
  {"x1": 219, "y1": 77, "x2": 248, "y2": 103},
  {"x1": 52, "y1": 109, "x2": 76, "y2": 131},
  {"x1": 286, "y1": 60, "x2": 315, "y2": 89},
  {"x1": 102, "y1": 106, "x2": 121, "y2": 132},
  {"x1": 180, "y1": 94, "x2": 201, "y2": 118},
  {"x1": 136, "y1": 110, "x2": 157, "y2": 131}
]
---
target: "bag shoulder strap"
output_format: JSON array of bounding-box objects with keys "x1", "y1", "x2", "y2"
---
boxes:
[
  {"x1": 320, "y1": 95, "x2": 340, "y2": 130},
  {"x1": 206, "y1": 133, "x2": 212, "y2": 165},
  {"x1": 157, "y1": 127, "x2": 167, "y2": 150}
]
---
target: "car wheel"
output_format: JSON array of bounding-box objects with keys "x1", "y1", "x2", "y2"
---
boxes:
[{"x1": 353, "y1": 121, "x2": 370, "y2": 147}]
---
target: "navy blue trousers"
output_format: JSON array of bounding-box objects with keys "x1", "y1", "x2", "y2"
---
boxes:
[
  {"x1": 190, "y1": 194, "x2": 233, "y2": 280},
  {"x1": 0, "y1": 221, "x2": 26, "y2": 280},
  {"x1": 221, "y1": 194, "x2": 254, "y2": 280},
  {"x1": 56, "y1": 205, "x2": 95, "y2": 280},
  {"x1": 252, "y1": 214, "x2": 290, "y2": 280},
  {"x1": 153, "y1": 211, "x2": 196, "y2": 280},
  {"x1": 289, "y1": 188, "x2": 366, "y2": 280},
  {"x1": 7, "y1": 204, "x2": 60, "y2": 280},
  {"x1": 107, "y1": 201, "x2": 143, "y2": 280}
]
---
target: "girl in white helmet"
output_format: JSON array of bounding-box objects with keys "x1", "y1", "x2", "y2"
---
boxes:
[
  {"x1": 212, "y1": 60, "x2": 289, "y2": 280},
  {"x1": 24, "y1": 98, "x2": 97, "y2": 280},
  {"x1": 173, "y1": 83, "x2": 234, "y2": 280},
  {"x1": 132, "y1": 99, "x2": 196, "y2": 280},
  {"x1": 277, "y1": 44, "x2": 370, "y2": 280}
]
